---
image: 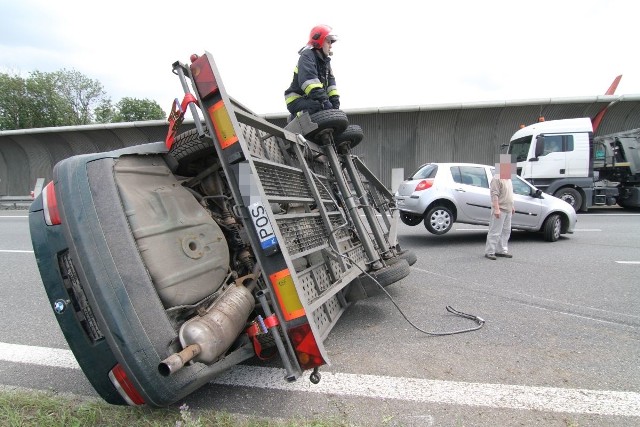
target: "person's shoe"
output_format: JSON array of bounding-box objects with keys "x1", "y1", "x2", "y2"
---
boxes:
[
  {"x1": 485, "y1": 253, "x2": 496, "y2": 260},
  {"x1": 495, "y1": 252, "x2": 513, "y2": 258}
]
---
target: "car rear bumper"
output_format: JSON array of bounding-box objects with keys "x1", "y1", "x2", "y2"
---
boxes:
[
  {"x1": 29, "y1": 196, "x2": 127, "y2": 405},
  {"x1": 30, "y1": 150, "x2": 254, "y2": 407},
  {"x1": 395, "y1": 195, "x2": 426, "y2": 214}
]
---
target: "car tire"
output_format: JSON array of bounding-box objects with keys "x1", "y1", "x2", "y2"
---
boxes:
[
  {"x1": 345, "y1": 259, "x2": 411, "y2": 303},
  {"x1": 400, "y1": 211, "x2": 422, "y2": 226},
  {"x1": 335, "y1": 124, "x2": 364, "y2": 151},
  {"x1": 543, "y1": 213, "x2": 562, "y2": 242},
  {"x1": 305, "y1": 109, "x2": 349, "y2": 141},
  {"x1": 554, "y1": 187, "x2": 582, "y2": 212},
  {"x1": 168, "y1": 128, "x2": 216, "y2": 176},
  {"x1": 424, "y1": 206, "x2": 453, "y2": 235}
]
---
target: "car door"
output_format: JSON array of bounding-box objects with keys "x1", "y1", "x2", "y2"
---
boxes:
[
  {"x1": 450, "y1": 165, "x2": 493, "y2": 223},
  {"x1": 511, "y1": 175, "x2": 543, "y2": 229}
]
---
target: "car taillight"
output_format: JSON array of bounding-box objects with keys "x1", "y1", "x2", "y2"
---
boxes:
[
  {"x1": 190, "y1": 53, "x2": 239, "y2": 151},
  {"x1": 414, "y1": 179, "x2": 434, "y2": 191},
  {"x1": 288, "y1": 323, "x2": 325, "y2": 370},
  {"x1": 42, "y1": 181, "x2": 61, "y2": 225},
  {"x1": 190, "y1": 54, "x2": 220, "y2": 101},
  {"x1": 108, "y1": 364, "x2": 145, "y2": 406}
]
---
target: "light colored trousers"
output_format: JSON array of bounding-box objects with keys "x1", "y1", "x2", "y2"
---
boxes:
[{"x1": 485, "y1": 210, "x2": 512, "y2": 255}]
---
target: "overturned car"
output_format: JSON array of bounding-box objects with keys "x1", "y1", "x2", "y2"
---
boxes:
[{"x1": 29, "y1": 52, "x2": 414, "y2": 407}]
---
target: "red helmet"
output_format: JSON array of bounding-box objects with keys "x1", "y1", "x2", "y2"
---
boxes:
[{"x1": 308, "y1": 25, "x2": 337, "y2": 49}]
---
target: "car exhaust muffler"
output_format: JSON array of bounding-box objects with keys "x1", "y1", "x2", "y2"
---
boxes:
[{"x1": 158, "y1": 276, "x2": 256, "y2": 376}]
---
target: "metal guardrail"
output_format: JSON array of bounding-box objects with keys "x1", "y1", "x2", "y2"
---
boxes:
[
  {"x1": 0, "y1": 178, "x2": 43, "y2": 209},
  {"x1": 0, "y1": 196, "x2": 33, "y2": 209},
  {"x1": 0, "y1": 196, "x2": 33, "y2": 201}
]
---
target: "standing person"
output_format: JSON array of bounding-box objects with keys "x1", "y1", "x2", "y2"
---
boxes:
[
  {"x1": 485, "y1": 155, "x2": 516, "y2": 260},
  {"x1": 284, "y1": 25, "x2": 340, "y2": 120}
]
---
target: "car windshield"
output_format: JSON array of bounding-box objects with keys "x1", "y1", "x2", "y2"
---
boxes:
[
  {"x1": 508, "y1": 136, "x2": 532, "y2": 162},
  {"x1": 512, "y1": 175, "x2": 534, "y2": 196},
  {"x1": 409, "y1": 164, "x2": 438, "y2": 180}
]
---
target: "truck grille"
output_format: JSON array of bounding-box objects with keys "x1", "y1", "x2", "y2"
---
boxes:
[{"x1": 58, "y1": 251, "x2": 104, "y2": 343}]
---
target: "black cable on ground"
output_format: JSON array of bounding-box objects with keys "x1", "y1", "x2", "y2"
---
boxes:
[
  {"x1": 357, "y1": 266, "x2": 485, "y2": 336},
  {"x1": 310, "y1": 160, "x2": 485, "y2": 336}
]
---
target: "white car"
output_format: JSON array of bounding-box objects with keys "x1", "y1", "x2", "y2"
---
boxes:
[{"x1": 394, "y1": 162, "x2": 577, "y2": 242}]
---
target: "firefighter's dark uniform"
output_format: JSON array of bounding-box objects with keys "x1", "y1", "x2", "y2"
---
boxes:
[{"x1": 284, "y1": 47, "x2": 340, "y2": 118}]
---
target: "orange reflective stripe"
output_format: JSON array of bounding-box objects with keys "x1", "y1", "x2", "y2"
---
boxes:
[
  {"x1": 270, "y1": 269, "x2": 305, "y2": 321},
  {"x1": 208, "y1": 100, "x2": 238, "y2": 149}
]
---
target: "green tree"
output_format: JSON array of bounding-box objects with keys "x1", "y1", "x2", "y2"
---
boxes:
[
  {"x1": 0, "y1": 70, "x2": 166, "y2": 130},
  {"x1": 0, "y1": 69, "x2": 108, "y2": 130},
  {"x1": 0, "y1": 72, "x2": 28, "y2": 130},
  {"x1": 25, "y1": 71, "x2": 75, "y2": 128},
  {"x1": 53, "y1": 69, "x2": 106, "y2": 125},
  {"x1": 94, "y1": 99, "x2": 116, "y2": 124},
  {"x1": 113, "y1": 97, "x2": 166, "y2": 122}
]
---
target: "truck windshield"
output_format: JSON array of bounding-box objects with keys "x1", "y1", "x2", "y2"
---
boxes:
[{"x1": 508, "y1": 136, "x2": 532, "y2": 162}]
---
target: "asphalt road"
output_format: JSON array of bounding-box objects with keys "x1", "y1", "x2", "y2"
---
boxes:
[{"x1": 1, "y1": 208, "x2": 639, "y2": 426}]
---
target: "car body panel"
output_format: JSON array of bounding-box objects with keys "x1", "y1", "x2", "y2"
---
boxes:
[{"x1": 450, "y1": 165, "x2": 493, "y2": 222}]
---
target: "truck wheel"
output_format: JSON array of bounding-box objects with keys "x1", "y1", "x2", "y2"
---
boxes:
[
  {"x1": 345, "y1": 259, "x2": 411, "y2": 303},
  {"x1": 305, "y1": 109, "x2": 349, "y2": 141},
  {"x1": 554, "y1": 188, "x2": 582, "y2": 212},
  {"x1": 424, "y1": 206, "x2": 453, "y2": 235},
  {"x1": 400, "y1": 211, "x2": 422, "y2": 226},
  {"x1": 169, "y1": 129, "x2": 216, "y2": 176},
  {"x1": 335, "y1": 124, "x2": 364, "y2": 151},
  {"x1": 543, "y1": 213, "x2": 562, "y2": 242}
]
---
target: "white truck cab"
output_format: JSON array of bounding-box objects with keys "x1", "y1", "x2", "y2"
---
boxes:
[
  {"x1": 510, "y1": 117, "x2": 593, "y2": 181},
  {"x1": 507, "y1": 117, "x2": 640, "y2": 211}
]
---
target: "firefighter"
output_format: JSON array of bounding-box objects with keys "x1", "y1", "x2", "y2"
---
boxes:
[{"x1": 284, "y1": 24, "x2": 340, "y2": 120}]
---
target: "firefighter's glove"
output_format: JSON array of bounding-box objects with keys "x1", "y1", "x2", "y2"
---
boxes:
[
  {"x1": 322, "y1": 100, "x2": 333, "y2": 110},
  {"x1": 308, "y1": 101, "x2": 323, "y2": 115},
  {"x1": 330, "y1": 95, "x2": 340, "y2": 109}
]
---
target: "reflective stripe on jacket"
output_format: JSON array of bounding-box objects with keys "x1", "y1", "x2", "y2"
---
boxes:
[{"x1": 284, "y1": 48, "x2": 338, "y2": 106}]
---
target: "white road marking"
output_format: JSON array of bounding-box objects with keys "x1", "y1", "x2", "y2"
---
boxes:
[
  {"x1": 586, "y1": 213, "x2": 640, "y2": 216},
  {"x1": 0, "y1": 250, "x2": 34, "y2": 253},
  {"x1": 1, "y1": 342, "x2": 639, "y2": 417},
  {"x1": 1, "y1": 342, "x2": 79, "y2": 370},
  {"x1": 453, "y1": 228, "x2": 603, "y2": 232},
  {"x1": 0, "y1": 215, "x2": 28, "y2": 218},
  {"x1": 615, "y1": 261, "x2": 640, "y2": 264}
]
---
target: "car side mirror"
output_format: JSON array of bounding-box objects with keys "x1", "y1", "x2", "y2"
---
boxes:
[{"x1": 532, "y1": 189, "x2": 542, "y2": 198}]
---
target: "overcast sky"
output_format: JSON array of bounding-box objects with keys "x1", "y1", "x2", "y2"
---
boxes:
[{"x1": 1, "y1": 0, "x2": 638, "y2": 116}]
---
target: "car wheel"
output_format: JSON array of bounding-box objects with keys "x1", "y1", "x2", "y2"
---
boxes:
[
  {"x1": 424, "y1": 206, "x2": 453, "y2": 235},
  {"x1": 168, "y1": 128, "x2": 216, "y2": 176},
  {"x1": 400, "y1": 211, "x2": 422, "y2": 226},
  {"x1": 345, "y1": 259, "x2": 411, "y2": 303},
  {"x1": 335, "y1": 124, "x2": 364, "y2": 151},
  {"x1": 554, "y1": 188, "x2": 582, "y2": 212},
  {"x1": 543, "y1": 213, "x2": 562, "y2": 242},
  {"x1": 305, "y1": 109, "x2": 349, "y2": 141}
]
